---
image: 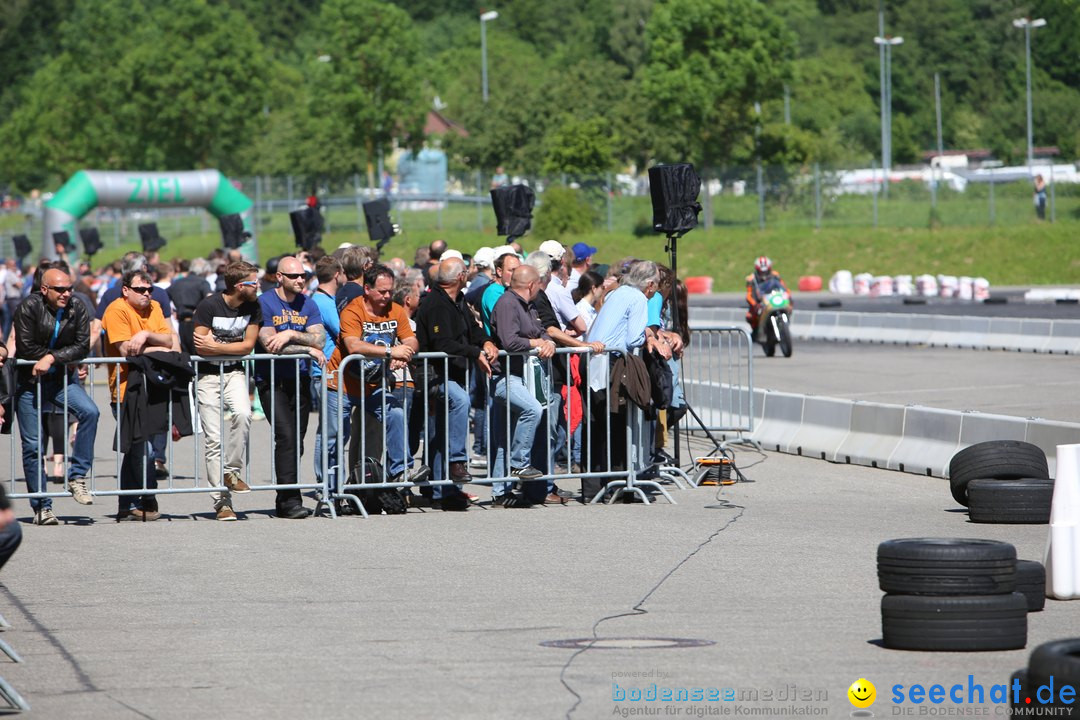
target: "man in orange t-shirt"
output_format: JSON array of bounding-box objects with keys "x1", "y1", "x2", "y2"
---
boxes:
[
  {"x1": 324, "y1": 263, "x2": 430, "y2": 498},
  {"x1": 101, "y1": 269, "x2": 179, "y2": 521}
]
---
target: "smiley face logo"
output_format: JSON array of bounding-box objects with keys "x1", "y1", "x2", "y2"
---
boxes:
[{"x1": 848, "y1": 678, "x2": 876, "y2": 708}]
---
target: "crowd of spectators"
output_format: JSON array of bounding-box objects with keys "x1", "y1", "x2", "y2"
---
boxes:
[{"x1": 0, "y1": 237, "x2": 689, "y2": 521}]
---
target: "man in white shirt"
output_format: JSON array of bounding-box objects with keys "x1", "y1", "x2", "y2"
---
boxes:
[{"x1": 537, "y1": 240, "x2": 585, "y2": 336}]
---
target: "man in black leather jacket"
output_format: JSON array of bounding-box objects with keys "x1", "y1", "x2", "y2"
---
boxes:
[{"x1": 14, "y1": 267, "x2": 99, "y2": 525}]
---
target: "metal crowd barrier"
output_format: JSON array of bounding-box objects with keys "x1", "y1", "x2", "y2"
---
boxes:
[
  {"x1": 3, "y1": 340, "x2": 725, "y2": 515},
  {"x1": 678, "y1": 326, "x2": 755, "y2": 438},
  {"x1": 4, "y1": 354, "x2": 318, "y2": 509}
]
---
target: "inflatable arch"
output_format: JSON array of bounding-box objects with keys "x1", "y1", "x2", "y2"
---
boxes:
[{"x1": 43, "y1": 170, "x2": 256, "y2": 261}]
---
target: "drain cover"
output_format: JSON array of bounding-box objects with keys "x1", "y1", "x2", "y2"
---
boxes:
[{"x1": 540, "y1": 637, "x2": 715, "y2": 650}]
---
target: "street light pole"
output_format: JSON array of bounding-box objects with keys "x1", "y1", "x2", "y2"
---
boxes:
[
  {"x1": 874, "y1": 35, "x2": 904, "y2": 188},
  {"x1": 1013, "y1": 17, "x2": 1046, "y2": 166},
  {"x1": 480, "y1": 10, "x2": 499, "y2": 103}
]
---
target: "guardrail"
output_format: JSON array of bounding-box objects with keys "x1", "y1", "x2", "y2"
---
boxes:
[
  {"x1": 678, "y1": 326, "x2": 755, "y2": 439},
  {"x1": 688, "y1": 306, "x2": 1080, "y2": 354}
]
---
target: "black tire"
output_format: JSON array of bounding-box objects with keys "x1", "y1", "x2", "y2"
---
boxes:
[
  {"x1": 818, "y1": 300, "x2": 842, "y2": 308},
  {"x1": 778, "y1": 315, "x2": 793, "y2": 357},
  {"x1": 967, "y1": 478, "x2": 1054, "y2": 524},
  {"x1": 1029, "y1": 639, "x2": 1080, "y2": 688},
  {"x1": 1016, "y1": 560, "x2": 1046, "y2": 612},
  {"x1": 877, "y1": 538, "x2": 1017, "y2": 595},
  {"x1": 881, "y1": 593, "x2": 1028, "y2": 651},
  {"x1": 903, "y1": 297, "x2": 927, "y2": 305},
  {"x1": 948, "y1": 441, "x2": 1049, "y2": 507},
  {"x1": 763, "y1": 338, "x2": 776, "y2": 357},
  {"x1": 1011, "y1": 669, "x2": 1072, "y2": 711}
]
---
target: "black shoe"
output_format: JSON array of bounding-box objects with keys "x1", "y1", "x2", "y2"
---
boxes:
[
  {"x1": 551, "y1": 486, "x2": 574, "y2": 499},
  {"x1": 651, "y1": 449, "x2": 676, "y2": 466},
  {"x1": 154, "y1": 461, "x2": 170, "y2": 480},
  {"x1": 492, "y1": 492, "x2": 533, "y2": 509},
  {"x1": 433, "y1": 493, "x2": 469, "y2": 512},
  {"x1": 276, "y1": 503, "x2": 310, "y2": 519},
  {"x1": 511, "y1": 465, "x2": 543, "y2": 480}
]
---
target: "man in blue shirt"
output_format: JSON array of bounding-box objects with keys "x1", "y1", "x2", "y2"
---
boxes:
[
  {"x1": 256, "y1": 255, "x2": 326, "y2": 519},
  {"x1": 310, "y1": 256, "x2": 344, "y2": 488}
]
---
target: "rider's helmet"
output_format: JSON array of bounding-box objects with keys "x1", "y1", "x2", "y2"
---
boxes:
[{"x1": 754, "y1": 255, "x2": 772, "y2": 281}]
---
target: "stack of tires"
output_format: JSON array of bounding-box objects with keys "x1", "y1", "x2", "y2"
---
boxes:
[
  {"x1": 878, "y1": 538, "x2": 1031, "y2": 651},
  {"x1": 949, "y1": 441, "x2": 1054, "y2": 524},
  {"x1": 1012, "y1": 640, "x2": 1080, "y2": 712}
]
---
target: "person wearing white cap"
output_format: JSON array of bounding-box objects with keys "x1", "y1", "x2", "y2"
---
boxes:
[
  {"x1": 537, "y1": 241, "x2": 586, "y2": 336},
  {"x1": 442, "y1": 249, "x2": 464, "y2": 262}
]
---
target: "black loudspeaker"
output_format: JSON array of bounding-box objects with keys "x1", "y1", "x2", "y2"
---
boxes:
[
  {"x1": 490, "y1": 184, "x2": 535, "y2": 240},
  {"x1": 648, "y1": 163, "x2": 702, "y2": 236},
  {"x1": 289, "y1": 208, "x2": 321, "y2": 250},
  {"x1": 218, "y1": 214, "x2": 250, "y2": 250},
  {"x1": 12, "y1": 235, "x2": 31, "y2": 259},
  {"x1": 138, "y1": 223, "x2": 167, "y2": 252},
  {"x1": 79, "y1": 227, "x2": 102, "y2": 257},
  {"x1": 363, "y1": 199, "x2": 396, "y2": 243},
  {"x1": 52, "y1": 231, "x2": 72, "y2": 254}
]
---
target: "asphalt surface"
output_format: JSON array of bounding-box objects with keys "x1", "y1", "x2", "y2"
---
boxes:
[{"x1": 0, "y1": 438, "x2": 1073, "y2": 719}]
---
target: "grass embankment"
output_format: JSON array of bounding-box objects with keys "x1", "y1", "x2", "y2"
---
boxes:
[{"x1": 3, "y1": 199, "x2": 1075, "y2": 291}]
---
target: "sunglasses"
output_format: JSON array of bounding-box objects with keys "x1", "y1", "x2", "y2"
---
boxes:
[
  {"x1": 237, "y1": 280, "x2": 258, "y2": 288},
  {"x1": 126, "y1": 285, "x2": 154, "y2": 295},
  {"x1": 278, "y1": 272, "x2": 306, "y2": 280},
  {"x1": 45, "y1": 285, "x2": 73, "y2": 295}
]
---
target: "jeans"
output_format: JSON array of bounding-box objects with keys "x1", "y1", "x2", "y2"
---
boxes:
[
  {"x1": 319, "y1": 386, "x2": 352, "y2": 493},
  {"x1": 16, "y1": 379, "x2": 100, "y2": 512},
  {"x1": 430, "y1": 379, "x2": 469, "y2": 499},
  {"x1": 109, "y1": 402, "x2": 157, "y2": 513},
  {"x1": 257, "y1": 379, "x2": 311, "y2": 508},
  {"x1": 150, "y1": 432, "x2": 167, "y2": 465},
  {"x1": 491, "y1": 375, "x2": 541, "y2": 496},
  {"x1": 197, "y1": 370, "x2": 251, "y2": 510},
  {"x1": 349, "y1": 389, "x2": 410, "y2": 478}
]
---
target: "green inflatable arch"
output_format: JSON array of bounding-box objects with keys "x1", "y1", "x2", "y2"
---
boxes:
[{"x1": 43, "y1": 170, "x2": 256, "y2": 261}]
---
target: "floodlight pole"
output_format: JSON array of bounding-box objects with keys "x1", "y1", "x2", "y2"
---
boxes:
[
  {"x1": 1013, "y1": 17, "x2": 1046, "y2": 167},
  {"x1": 480, "y1": 11, "x2": 499, "y2": 103}
]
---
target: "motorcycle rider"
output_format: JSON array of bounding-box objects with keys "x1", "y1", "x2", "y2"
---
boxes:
[{"x1": 745, "y1": 256, "x2": 791, "y2": 330}]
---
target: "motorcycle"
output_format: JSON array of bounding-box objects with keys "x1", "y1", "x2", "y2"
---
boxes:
[{"x1": 753, "y1": 289, "x2": 793, "y2": 358}]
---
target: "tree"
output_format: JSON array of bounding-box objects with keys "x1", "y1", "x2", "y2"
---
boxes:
[
  {"x1": 312, "y1": 0, "x2": 427, "y2": 188},
  {"x1": 543, "y1": 115, "x2": 618, "y2": 176},
  {"x1": 641, "y1": 0, "x2": 795, "y2": 170}
]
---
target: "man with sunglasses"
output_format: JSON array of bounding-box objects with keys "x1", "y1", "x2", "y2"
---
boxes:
[
  {"x1": 13, "y1": 267, "x2": 100, "y2": 525},
  {"x1": 102, "y1": 269, "x2": 179, "y2": 521},
  {"x1": 256, "y1": 255, "x2": 325, "y2": 519},
  {"x1": 191, "y1": 261, "x2": 262, "y2": 521}
]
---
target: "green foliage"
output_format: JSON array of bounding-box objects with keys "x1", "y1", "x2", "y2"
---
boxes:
[
  {"x1": 543, "y1": 116, "x2": 618, "y2": 175},
  {"x1": 642, "y1": 0, "x2": 795, "y2": 166},
  {"x1": 533, "y1": 186, "x2": 599, "y2": 240}
]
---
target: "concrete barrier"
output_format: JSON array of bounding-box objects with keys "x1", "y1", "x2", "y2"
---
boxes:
[
  {"x1": 1045, "y1": 321, "x2": 1080, "y2": 355},
  {"x1": 958, "y1": 410, "x2": 1029, "y2": 448},
  {"x1": 887, "y1": 405, "x2": 962, "y2": 477},
  {"x1": 788, "y1": 396, "x2": 853, "y2": 460},
  {"x1": 1025, "y1": 420, "x2": 1080, "y2": 478},
  {"x1": 833, "y1": 401, "x2": 905, "y2": 468},
  {"x1": 750, "y1": 391, "x2": 805, "y2": 453}
]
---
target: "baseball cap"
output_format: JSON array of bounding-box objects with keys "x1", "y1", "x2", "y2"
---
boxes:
[
  {"x1": 538, "y1": 240, "x2": 566, "y2": 260},
  {"x1": 493, "y1": 245, "x2": 520, "y2": 260},
  {"x1": 472, "y1": 246, "x2": 495, "y2": 268},
  {"x1": 572, "y1": 242, "x2": 599, "y2": 262}
]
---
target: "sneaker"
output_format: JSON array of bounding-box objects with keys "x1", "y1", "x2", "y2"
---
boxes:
[
  {"x1": 118, "y1": 508, "x2": 160, "y2": 522},
  {"x1": 469, "y1": 455, "x2": 488, "y2": 468},
  {"x1": 216, "y1": 506, "x2": 237, "y2": 522},
  {"x1": 154, "y1": 461, "x2": 170, "y2": 480},
  {"x1": 69, "y1": 478, "x2": 93, "y2": 505},
  {"x1": 390, "y1": 464, "x2": 432, "y2": 484},
  {"x1": 35, "y1": 508, "x2": 59, "y2": 526},
  {"x1": 551, "y1": 486, "x2": 574, "y2": 499},
  {"x1": 275, "y1": 503, "x2": 310, "y2": 519},
  {"x1": 224, "y1": 471, "x2": 251, "y2": 494},
  {"x1": 492, "y1": 493, "x2": 533, "y2": 509},
  {"x1": 511, "y1": 465, "x2": 543, "y2": 480}
]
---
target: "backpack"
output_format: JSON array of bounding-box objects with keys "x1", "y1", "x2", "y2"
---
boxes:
[{"x1": 349, "y1": 457, "x2": 408, "y2": 515}]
